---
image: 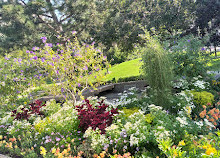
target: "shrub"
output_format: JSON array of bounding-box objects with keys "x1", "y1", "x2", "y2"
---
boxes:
[
  {"x1": 170, "y1": 35, "x2": 209, "y2": 77},
  {"x1": 34, "y1": 104, "x2": 79, "y2": 134},
  {"x1": 42, "y1": 99, "x2": 61, "y2": 116},
  {"x1": 76, "y1": 99, "x2": 118, "y2": 134},
  {"x1": 11, "y1": 100, "x2": 46, "y2": 121},
  {"x1": 191, "y1": 91, "x2": 214, "y2": 106}
]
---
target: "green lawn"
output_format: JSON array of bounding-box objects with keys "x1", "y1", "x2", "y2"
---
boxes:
[
  {"x1": 207, "y1": 52, "x2": 220, "y2": 71},
  {"x1": 103, "y1": 58, "x2": 143, "y2": 82}
]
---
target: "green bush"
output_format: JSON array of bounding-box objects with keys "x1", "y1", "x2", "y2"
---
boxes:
[
  {"x1": 170, "y1": 35, "x2": 209, "y2": 77},
  {"x1": 191, "y1": 91, "x2": 214, "y2": 106},
  {"x1": 141, "y1": 31, "x2": 173, "y2": 109}
]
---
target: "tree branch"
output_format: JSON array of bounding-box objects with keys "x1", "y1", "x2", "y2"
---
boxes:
[
  {"x1": 60, "y1": 14, "x2": 73, "y2": 23},
  {"x1": 46, "y1": 0, "x2": 63, "y2": 33},
  {"x1": 36, "y1": 14, "x2": 60, "y2": 34}
]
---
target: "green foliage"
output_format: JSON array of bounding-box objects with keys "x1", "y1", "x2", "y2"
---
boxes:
[
  {"x1": 141, "y1": 31, "x2": 173, "y2": 109},
  {"x1": 42, "y1": 99, "x2": 61, "y2": 117},
  {"x1": 34, "y1": 104, "x2": 79, "y2": 135},
  {"x1": 122, "y1": 107, "x2": 140, "y2": 118},
  {"x1": 170, "y1": 35, "x2": 209, "y2": 77},
  {"x1": 191, "y1": 91, "x2": 214, "y2": 106}
]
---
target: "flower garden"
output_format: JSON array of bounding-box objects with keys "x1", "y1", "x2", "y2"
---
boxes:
[{"x1": 0, "y1": 32, "x2": 220, "y2": 158}]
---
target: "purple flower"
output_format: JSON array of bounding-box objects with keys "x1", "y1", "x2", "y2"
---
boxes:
[
  {"x1": 55, "y1": 137, "x2": 61, "y2": 141},
  {"x1": 61, "y1": 145, "x2": 64, "y2": 148},
  {"x1": 41, "y1": 57, "x2": 45, "y2": 62},
  {"x1": 96, "y1": 68, "x2": 100, "y2": 71},
  {"x1": 33, "y1": 56, "x2": 38, "y2": 60},
  {"x1": 18, "y1": 58, "x2": 22, "y2": 63},
  {"x1": 56, "y1": 70, "x2": 59, "y2": 74},
  {"x1": 83, "y1": 66, "x2": 88, "y2": 70},
  {"x1": 46, "y1": 43, "x2": 53, "y2": 47},
  {"x1": 187, "y1": 40, "x2": 190, "y2": 42},
  {"x1": 72, "y1": 31, "x2": 77, "y2": 34},
  {"x1": 78, "y1": 83, "x2": 81, "y2": 87},
  {"x1": 41, "y1": 37, "x2": 47, "y2": 43},
  {"x1": 32, "y1": 46, "x2": 39, "y2": 50},
  {"x1": 61, "y1": 88, "x2": 64, "y2": 93},
  {"x1": 201, "y1": 47, "x2": 205, "y2": 51},
  {"x1": 4, "y1": 56, "x2": 9, "y2": 60}
]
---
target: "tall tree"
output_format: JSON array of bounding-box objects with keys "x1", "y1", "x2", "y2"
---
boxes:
[
  {"x1": 194, "y1": 0, "x2": 220, "y2": 56},
  {"x1": 0, "y1": 0, "x2": 106, "y2": 52}
]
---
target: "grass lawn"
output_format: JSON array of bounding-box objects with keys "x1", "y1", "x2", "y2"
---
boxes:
[
  {"x1": 103, "y1": 58, "x2": 143, "y2": 82},
  {"x1": 207, "y1": 51, "x2": 220, "y2": 71}
]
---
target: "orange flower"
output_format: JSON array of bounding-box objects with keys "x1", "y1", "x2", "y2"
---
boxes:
[
  {"x1": 100, "y1": 151, "x2": 105, "y2": 158},
  {"x1": 213, "y1": 114, "x2": 218, "y2": 120},
  {"x1": 209, "y1": 118, "x2": 215, "y2": 122},
  {"x1": 213, "y1": 122, "x2": 217, "y2": 126},
  {"x1": 93, "y1": 154, "x2": 98, "y2": 158},
  {"x1": 206, "y1": 115, "x2": 209, "y2": 119},
  {"x1": 203, "y1": 105, "x2": 206, "y2": 109},
  {"x1": 215, "y1": 109, "x2": 219, "y2": 113},
  {"x1": 199, "y1": 111, "x2": 205, "y2": 118},
  {"x1": 208, "y1": 109, "x2": 215, "y2": 115},
  {"x1": 9, "y1": 137, "x2": 16, "y2": 142}
]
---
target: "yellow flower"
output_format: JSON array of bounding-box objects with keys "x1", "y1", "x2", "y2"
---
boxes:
[
  {"x1": 40, "y1": 146, "x2": 47, "y2": 156},
  {"x1": 62, "y1": 149, "x2": 68, "y2": 155},
  {"x1": 100, "y1": 152, "x2": 105, "y2": 158},
  {"x1": 178, "y1": 140, "x2": 186, "y2": 146},
  {"x1": 58, "y1": 153, "x2": 63, "y2": 158},
  {"x1": 206, "y1": 147, "x2": 217, "y2": 155},
  {"x1": 14, "y1": 145, "x2": 18, "y2": 148},
  {"x1": 0, "y1": 135, "x2": 2, "y2": 140},
  {"x1": 51, "y1": 148, "x2": 56, "y2": 154},
  {"x1": 24, "y1": 102, "x2": 27, "y2": 105}
]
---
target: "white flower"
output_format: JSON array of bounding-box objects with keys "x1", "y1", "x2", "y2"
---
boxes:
[
  {"x1": 176, "y1": 117, "x2": 188, "y2": 127},
  {"x1": 195, "y1": 121, "x2": 204, "y2": 128},
  {"x1": 124, "y1": 122, "x2": 133, "y2": 131},
  {"x1": 106, "y1": 124, "x2": 119, "y2": 131},
  {"x1": 204, "y1": 119, "x2": 215, "y2": 128},
  {"x1": 130, "y1": 134, "x2": 139, "y2": 146}
]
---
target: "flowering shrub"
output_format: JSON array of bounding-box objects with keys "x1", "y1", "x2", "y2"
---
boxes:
[
  {"x1": 27, "y1": 34, "x2": 110, "y2": 104},
  {"x1": 199, "y1": 102, "x2": 220, "y2": 127},
  {"x1": 76, "y1": 99, "x2": 118, "y2": 134},
  {"x1": 11, "y1": 100, "x2": 46, "y2": 120}
]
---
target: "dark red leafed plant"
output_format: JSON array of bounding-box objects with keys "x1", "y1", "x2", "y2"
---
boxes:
[
  {"x1": 11, "y1": 100, "x2": 46, "y2": 120},
  {"x1": 76, "y1": 99, "x2": 118, "y2": 134}
]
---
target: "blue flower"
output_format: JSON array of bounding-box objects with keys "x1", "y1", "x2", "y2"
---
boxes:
[{"x1": 41, "y1": 37, "x2": 47, "y2": 43}]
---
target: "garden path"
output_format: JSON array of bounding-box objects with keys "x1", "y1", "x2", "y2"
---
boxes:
[{"x1": 0, "y1": 154, "x2": 11, "y2": 158}]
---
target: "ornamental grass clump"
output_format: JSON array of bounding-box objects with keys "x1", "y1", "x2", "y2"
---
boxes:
[
  {"x1": 141, "y1": 31, "x2": 173, "y2": 109},
  {"x1": 76, "y1": 99, "x2": 118, "y2": 134}
]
